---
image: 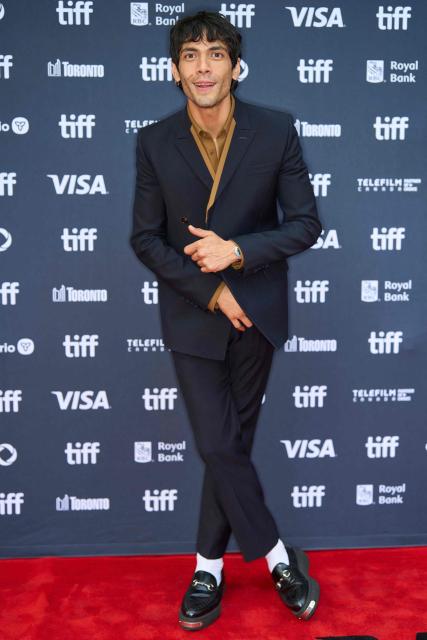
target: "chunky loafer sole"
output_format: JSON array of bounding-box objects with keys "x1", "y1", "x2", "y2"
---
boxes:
[
  {"x1": 287, "y1": 546, "x2": 320, "y2": 620},
  {"x1": 179, "y1": 593, "x2": 223, "y2": 631}
]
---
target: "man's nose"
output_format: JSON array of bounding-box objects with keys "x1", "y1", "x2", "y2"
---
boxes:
[{"x1": 195, "y1": 54, "x2": 212, "y2": 74}]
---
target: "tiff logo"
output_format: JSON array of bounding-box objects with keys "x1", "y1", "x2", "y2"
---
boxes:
[
  {"x1": 294, "y1": 280, "x2": 329, "y2": 303},
  {"x1": 58, "y1": 114, "x2": 96, "y2": 138},
  {"x1": 373, "y1": 116, "x2": 409, "y2": 140},
  {"x1": 298, "y1": 58, "x2": 333, "y2": 83},
  {"x1": 291, "y1": 485, "x2": 325, "y2": 508},
  {"x1": 0, "y1": 54, "x2": 13, "y2": 79},
  {"x1": 219, "y1": 3, "x2": 255, "y2": 28},
  {"x1": 61, "y1": 227, "x2": 97, "y2": 251},
  {"x1": 0, "y1": 282, "x2": 19, "y2": 305},
  {"x1": 142, "y1": 388, "x2": 178, "y2": 410},
  {"x1": 376, "y1": 5, "x2": 411, "y2": 30},
  {"x1": 310, "y1": 173, "x2": 331, "y2": 197},
  {"x1": 139, "y1": 57, "x2": 172, "y2": 81},
  {"x1": 0, "y1": 492, "x2": 24, "y2": 515},
  {"x1": 56, "y1": 0, "x2": 94, "y2": 25},
  {"x1": 365, "y1": 435, "x2": 399, "y2": 458},
  {"x1": 293, "y1": 385, "x2": 327, "y2": 408},
  {"x1": 63, "y1": 334, "x2": 99, "y2": 358},
  {"x1": 0, "y1": 172, "x2": 16, "y2": 196},
  {"x1": 371, "y1": 227, "x2": 405, "y2": 251},
  {"x1": 142, "y1": 489, "x2": 178, "y2": 511},
  {"x1": 368, "y1": 331, "x2": 403, "y2": 354},
  {"x1": 65, "y1": 442, "x2": 100, "y2": 464},
  {"x1": 0, "y1": 390, "x2": 22, "y2": 413},
  {"x1": 141, "y1": 281, "x2": 159, "y2": 304}
]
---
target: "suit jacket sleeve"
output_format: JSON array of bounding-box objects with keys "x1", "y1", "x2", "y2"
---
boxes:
[
  {"x1": 130, "y1": 129, "x2": 224, "y2": 310},
  {"x1": 229, "y1": 114, "x2": 322, "y2": 275}
]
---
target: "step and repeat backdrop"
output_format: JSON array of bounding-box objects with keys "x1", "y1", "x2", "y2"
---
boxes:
[{"x1": 1, "y1": 1, "x2": 426, "y2": 559}]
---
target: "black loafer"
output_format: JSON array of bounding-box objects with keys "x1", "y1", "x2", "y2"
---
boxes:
[
  {"x1": 179, "y1": 569, "x2": 225, "y2": 631},
  {"x1": 271, "y1": 545, "x2": 319, "y2": 620}
]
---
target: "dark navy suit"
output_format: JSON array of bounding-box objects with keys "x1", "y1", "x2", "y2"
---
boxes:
[{"x1": 130, "y1": 95, "x2": 322, "y2": 561}]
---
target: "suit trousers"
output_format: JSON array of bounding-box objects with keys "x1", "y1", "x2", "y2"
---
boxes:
[{"x1": 170, "y1": 322, "x2": 280, "y2": 562}]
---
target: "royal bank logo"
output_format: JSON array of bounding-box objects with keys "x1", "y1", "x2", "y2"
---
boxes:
[
  {"x1": 357, "y1": 177, "x2": 421, "y2": 192},
  {"x1": 310, "y1": 229, "x2": 340, "y2": 249},
  {"x1": 298, "y1": 59, "x2": 333, "y2": 83},
  {"x1": 373, "y1": 116, "x2": 409, "y2": 140},
  {"x1": 0, "y1": 339, "x2": 34, "y2": 356},
  {"x1": 376, "y1": 5, "x2": 411, "y2": 30},
  {"x1": 134, "y1": 440, "x2": 186, "y2": 463},
  {"x1": 47, "y1": 59, "x2": 104, "y2": 77},
  {"x1": 361, "y1": 279, "x2": 412, "y2": 302},
  {"x1": 52, "y1": 285, "x2": 108, "y2": 302},
  {"x1": 56, "y1": 1, "x2": 94, "y2": 25},
  {"x1": 0, "y1": 118, "x2": 29, "y2": 135},
  {"x1": 284, "y1": 336, "x2": 337, "y2": 353},
  {"x1": 294, "y1": 118, "x2": 341, "y2": 138},
  {"x1": 127, "y1": 338, "x2": 166, "y2": 352},
  {"x1": 220, "y1": 3, "x2": 255, "y2": 28},
  {"x1": 285, "y1": 6, "x2": 344, "y2": 27},
  {"x1": 0, "y1": 444, "x2": 17, "y2": 466},
  {"x1": 0, "y1": 172, "x2": 16, "y2": 196},
  {"x1": 142, "y1": 489, "x2": 178, "y2": 511},
  {"x1": 366, "y1": 59, "x2": 418, "y2": 83},
  {"x1": 56, "y1": 494, "x2": 110, "y2": 511},
  {"x1": 131, "y1": 2, "x2": 185, "y2": 26},
  {"x1": 352, "y1": 388, "x2": 414, "y2": 403},
  {"x1": 356, "y1": 483, "x2": 406, "y2": 505},
  {"x1": 141, "y1": 281, "x2": 159, "y2": 304}
]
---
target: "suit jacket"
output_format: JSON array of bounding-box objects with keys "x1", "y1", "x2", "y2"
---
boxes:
[{"x1": 130, "y1": 95, "x2": 322, "y2": 360}]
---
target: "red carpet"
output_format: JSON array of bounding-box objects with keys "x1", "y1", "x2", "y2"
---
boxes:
[{"x1": 1, "y1": 547, "x2": 426, "y2": 640}]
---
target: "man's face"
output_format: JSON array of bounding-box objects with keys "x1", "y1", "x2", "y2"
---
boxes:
[{"x1": 171, "y1": 36, "x2": 240, "y2": 108}]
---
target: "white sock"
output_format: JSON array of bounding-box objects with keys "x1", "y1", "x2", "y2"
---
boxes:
[
  {"x1": 265, "y1": 538, "x2": 290, "y2": 573},
  {"x1": 195, "y1": 552, "x2": 224, "y2": 585}
]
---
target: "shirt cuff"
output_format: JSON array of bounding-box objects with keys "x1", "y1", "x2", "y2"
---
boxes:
[{"x1": 207, "y1": 281, "x2": 226, "y2": 313}]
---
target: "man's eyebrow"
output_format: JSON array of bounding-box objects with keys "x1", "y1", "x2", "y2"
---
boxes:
[{"x1": 180, "y1": 45, "x2": 227, "y2": 53}]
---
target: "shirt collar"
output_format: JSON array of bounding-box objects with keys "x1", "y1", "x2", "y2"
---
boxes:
[{"x1": 187, "y1": 93, "x2": 235, "y2": 137}]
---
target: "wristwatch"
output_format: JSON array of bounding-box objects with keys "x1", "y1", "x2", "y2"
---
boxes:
[{"x1": 232, "y1": 244, "x2": 242, "y2": 261}]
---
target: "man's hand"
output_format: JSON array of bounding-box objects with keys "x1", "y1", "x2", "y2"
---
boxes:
[
  {"x1": 183, "y1": 225, "x2": 239, "y2": 273},
  {"x1": 217, "y1": 284, "x2": 253, "y2": 332}
]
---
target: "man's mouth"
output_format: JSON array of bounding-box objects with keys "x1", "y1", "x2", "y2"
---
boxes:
[{"x1": 194, "y1": 82, "x2": 215, "y2": 90}]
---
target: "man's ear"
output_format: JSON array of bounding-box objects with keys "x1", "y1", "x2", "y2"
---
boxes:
[
  {"x1": 232, "y1": 57, "x2": 241, "y2": 81},
  {"x1": 171, "y1": 61, "x2": 181, "y2": 83}
]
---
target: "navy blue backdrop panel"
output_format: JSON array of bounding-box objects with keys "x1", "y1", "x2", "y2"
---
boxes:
[{"x1": 1, "y1": 0, "x2": 426, "y2": 559}]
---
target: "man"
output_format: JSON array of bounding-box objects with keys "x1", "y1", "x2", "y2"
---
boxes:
[{"x1": 130, "y1": 10, "x2": 322, "y2": 631}]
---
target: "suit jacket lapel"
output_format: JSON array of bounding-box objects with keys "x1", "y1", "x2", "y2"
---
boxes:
[{"x1": 174, "y1": 96, "x2": 256, "y2": 204}]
